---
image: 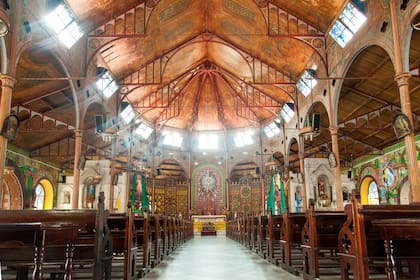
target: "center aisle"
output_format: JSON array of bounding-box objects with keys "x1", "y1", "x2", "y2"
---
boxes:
[{"x1": 144, "y1": 236, "x2": 300, "y2": 280}]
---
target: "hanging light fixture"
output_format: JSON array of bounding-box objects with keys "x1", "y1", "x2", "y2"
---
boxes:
[{"x1": 0, "y1": 8, "x2": 10, "y2": 37}]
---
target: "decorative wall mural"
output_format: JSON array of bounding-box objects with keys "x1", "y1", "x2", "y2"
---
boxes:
[{"x1": 192, "y1": 164, "x2": 225, "y2": 215}]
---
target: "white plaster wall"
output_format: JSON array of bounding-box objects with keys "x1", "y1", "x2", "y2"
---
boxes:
[{"x1": 56, "y1": 160, "x2": 129, "y2": 211}]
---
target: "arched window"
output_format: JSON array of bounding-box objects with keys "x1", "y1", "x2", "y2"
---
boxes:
[
  {"x1": 367, "y1": 181, "x2": 380, "y2": 205},
  {"x1": 33, "y1": 184, "x2": 45, "y2": 209}
]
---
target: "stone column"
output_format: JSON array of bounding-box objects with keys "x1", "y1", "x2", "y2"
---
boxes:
[
  {"x1": 71, "y1": 129, "x2": 83, "y2": 209},
  {"x1": 0, "y1": 75, "x2": 16, "y2": 206},
  {"x1": 390, "y1": 0, "x2": 420, "y2": 203},
  {"x1": 330, "y1": 127, "x2": 344, "y2": 210}
]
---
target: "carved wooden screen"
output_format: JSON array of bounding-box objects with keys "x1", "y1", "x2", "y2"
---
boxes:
[
  {"x1": 146, "y1": 178, "x2": 188, "y2": 217},
  {"x1": 229, "y1": 179, "x2": 261, "y2": 214}
]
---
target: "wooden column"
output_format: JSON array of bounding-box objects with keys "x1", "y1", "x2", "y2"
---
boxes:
[
  {"x1": 109, "y1": 163, "x2": 115, "y2": 213},
  {"x1": 71, "y1": 129, "x2": 82, "y2": 209},
  {"x1": 390, "y1": 0, "x2": 420, "y2": 203},
  {"x1": 0, "y1": 75, "x2": 16, "y2": 205},
  {"x1": 298, "y1": 137, "x2": 307, "y2": 211},
  {"x1": 330, "y1": 127, "x2": 344, "y2": 210}
]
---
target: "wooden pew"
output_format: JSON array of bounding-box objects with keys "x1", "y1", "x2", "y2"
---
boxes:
[
  {"x1": 0, "y1": 192, "x2": 111, "y2": 280},
  {"x1": 149, "y1": 215, "x2": 162, "y2": 267},
  {"x1": 338, "y1": 191, "x2": 420, "y2": 280},
  {"x1": 107, "y1": 204, "x2": 138, "y2": 280},
  {"x1": 256, "y1": 215, "x2": 268, "y2": 258},
  {"x1": 300, "y1": 200, "x2": 347, "y2": 279},
  {"x1": 249, "y1": 216, "x2": 259, "y2": 253},
  {"x1": 134, "y1": 214, "x2": 151, "y2": 277},
  {"x1": 266, "y1": 214, "x2": 284, "y2": 265},
  {"x1": 278, "y1": 211, "x2": 306, "y2": 274}
]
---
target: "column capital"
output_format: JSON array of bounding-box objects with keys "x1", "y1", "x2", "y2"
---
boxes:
[
  {"x1": 74, "y1": 129, "x2": 83, "y2": 137},
  {"x1": 394, "y1": 72, "x2": 411, "y2": 87},
  {"x1": 329, "y1": 126, "x2": 339, "y2": 135},
  {"x1": 0, "y1": 74, "x2": 16, "y2": 89}
]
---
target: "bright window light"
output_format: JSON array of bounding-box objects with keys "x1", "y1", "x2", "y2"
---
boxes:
[
  {"x1": 135, "y1": 123, "x2": 153, "y2": 139},
  {"x1": 96, "y1": 71, "x2": 118, "y2": 98},
  {"x1": 234, "y1": 131, "x2": 254, "y2": 147},
  {"x1": 46, "y1": 4, "x2": 84, "y2": 49},
  {"x1": 297, "y1": 70, "x2": 317, "y2": 97},
  {"x1": 120, "y1": 104, "x2": 135, "y2": 124},
  {"x1": 329, "y1": 2, "x2": 366, "y2": 48},
  {"x1": 280, "y1": 103, "x2": 295, "y2": 123},
  {"x1": 163, "y1": 133, "x2": 183, "y2": 147},
  {"x1": 264, "y1": 119, "x2": 281, "y2": 138},
  {"x1": 199, "y1": 134, "x2": 218, "y2": 150}
]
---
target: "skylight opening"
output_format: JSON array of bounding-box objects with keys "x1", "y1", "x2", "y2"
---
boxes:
[
  {"x1": 163, "y1": 133, "x2": 183, "y2": 147},
  {"x1": 280, "y1": 103, "x2": 295, "y2": 123},
  {"x1": 297, "y1": 70, "x2": 317, "y2": 97},
  {"x1": 135, "y1": 123, "x2": 153, "y2": 139},
  {"x1": 264, "y1": 119, "x2": 281, "y2": 138},
  {"x1": 120, "y1": 104, "x2": 135, "y2": 124},
  {"x1": 234, "y1": 131, "x2": 254, "y2": 147},
  {"x1": 329, "y1": 2, "x2": 367, "y2": 48},
  {"x1": 46, "y1": 4, "x2": 84, "y2": 49},
  {"x1": 96, "y1": 71, "x2": 119, "y2": 98},
  {"x1": 199, "y1": 134, "x2": 218, "y2": 150}
]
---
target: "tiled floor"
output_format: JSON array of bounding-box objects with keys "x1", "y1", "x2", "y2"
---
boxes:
[{"x1": 144, "y1": 236, "x2": 301, "y2": 280}]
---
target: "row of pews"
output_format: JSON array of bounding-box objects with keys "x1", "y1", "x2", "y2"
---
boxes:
[
  {"x1": 227, "y1": 191, "x2": 420, "y2": 280},
  {"x1": 0, "y1": 192, "x2": 193, "y2": 279}
]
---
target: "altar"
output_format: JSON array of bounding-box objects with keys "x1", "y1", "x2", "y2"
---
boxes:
[{"x1": 192, "y1": 215, "x2": 226, "y2": 236}]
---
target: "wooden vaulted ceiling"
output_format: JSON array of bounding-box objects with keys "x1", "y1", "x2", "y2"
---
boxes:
[{"x1": 7, "y1": 0, "x2": 420, "y2": 171}]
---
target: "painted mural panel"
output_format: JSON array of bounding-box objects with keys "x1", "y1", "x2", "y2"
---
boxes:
[{"x1": 192, "y1": 165, "x2": 225, "y2": 215}]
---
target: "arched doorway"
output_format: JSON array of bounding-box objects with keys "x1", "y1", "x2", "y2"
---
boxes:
[
  {"x1": 32, "y1": 179, "x2": 54, "y2": 209},
  {"x1": 360, "y1": 176, "x2": 379, "y2": 205}
]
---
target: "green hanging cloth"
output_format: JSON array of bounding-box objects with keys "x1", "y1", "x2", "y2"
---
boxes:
[
  {"x1": 266, "y1": 174, "x2": 275, "y2": 215},
  {"x1": 141, "y1": 175, "x2": 149, "y2": 214},
  {"x1": 131, "y1": 172, "x2": 138, "y2": 211},
  {"x1": 279, "y1": 174, "x2": 287, "y2": 214}
]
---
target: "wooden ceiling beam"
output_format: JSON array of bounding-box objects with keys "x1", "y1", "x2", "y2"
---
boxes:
[
  {"x1": 189, "y1": 73, "x2": 207, "y2": 128},
  {"x1": 20, "y1": 86, "x2": 71, "y2": 106},
  {"x1": 208, "y1": 72, "x2": 227, "y2": 130},
  {"x1": 341, "y1": 79, "x2": 395, "y2": 121}
]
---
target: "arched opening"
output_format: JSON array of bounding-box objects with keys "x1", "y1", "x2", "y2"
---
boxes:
[
  {"x1": 2, "y1": 171, "x2": 24, "y2": 209},
  {"x1": 32, "y1": 178, "x2": 54, "y2": 209},
  {"x1": 83, "y1": 102, "x2": 109, "y2": 151},
  {"x1": 360, "y1": 176, "x2": 379, "y2": 205},
  {"x1": 302, "y1": 102, "x2": 331, "y2": 162},
  {"x1": 336, "y1": 45, "x2": 399, "y2": 164},
  {"x1": 406, "y1": 16, "x2": 420, "y2": 131},
  {"x1": 82, "y1": 177, "x2": 98, "y2": 209}
]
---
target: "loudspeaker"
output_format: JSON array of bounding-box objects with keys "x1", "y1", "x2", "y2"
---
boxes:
[
  {"x1": 255, "y1": 167, "x2": 260, "y2": 174},
  {"x1": 112, "y1": 174, "x2": 119, "y2": 185},
  {"x1": 78, "y1": 154, "x2": 86, "y2": 170},
  {"x1": 156, "y1": 168, "x2": 161, "y2": 176},
  {"x1": 60, "y1": 175, "x2": 66, "y2": 183},
  {"x1": 347, "y1": 170, "x2": 352, "y2": 179},
  {"x1": 95, "y1": 115, "x2": 104, "y2": 134},
  {"x1": 23, "y1": 21, "x2": 31, "y2": 33},
  {"x1": 312, "y1": 113, "x2": 320, "y2": 132}
]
